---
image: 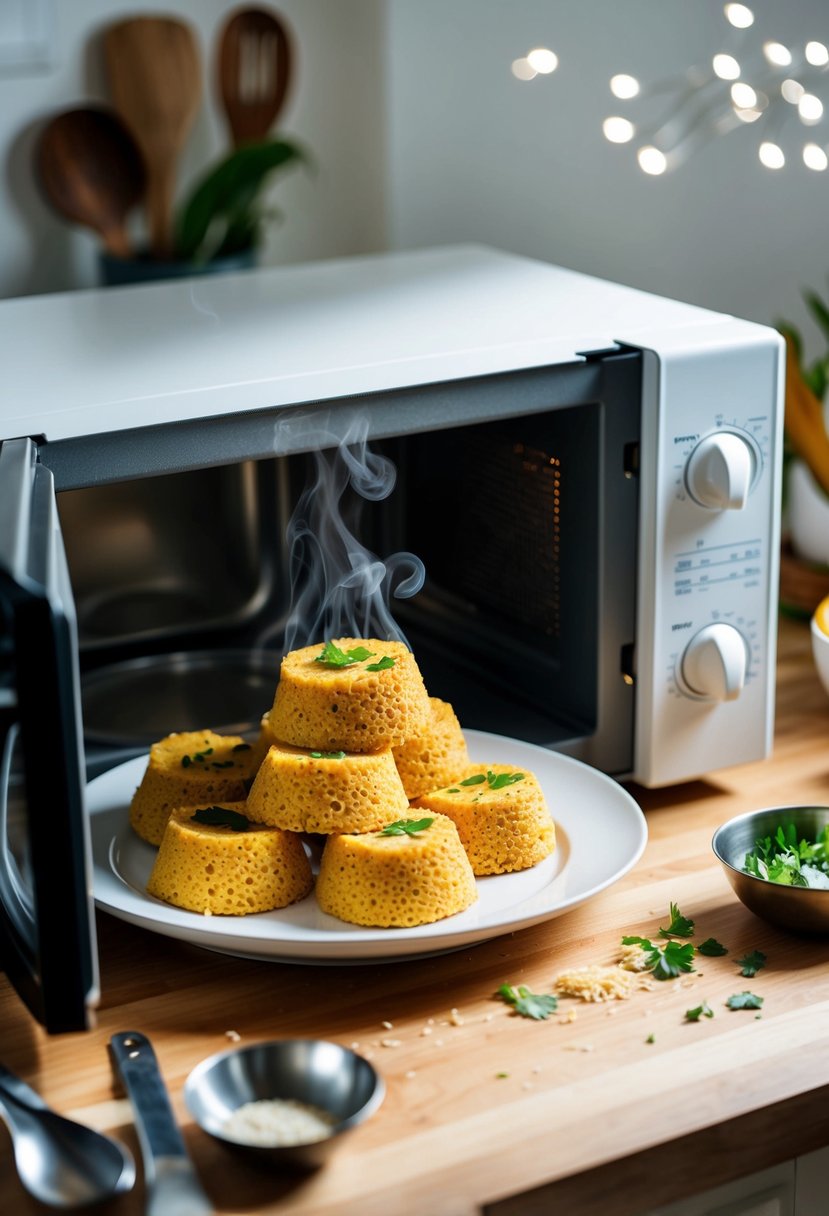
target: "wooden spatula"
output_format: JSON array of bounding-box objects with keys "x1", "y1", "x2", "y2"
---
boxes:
[
  {"x1": 35, "y1": 106, "x2": 146, "y2": 259},
  {"x1": 218, "y1": 7, "x2": 293, "y2": 147},
  {"x1": 104, "y1": 15, "x2": 202, "y2": 259}
]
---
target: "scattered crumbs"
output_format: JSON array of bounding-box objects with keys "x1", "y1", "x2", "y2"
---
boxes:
[
  {"x1": 350, "y1": 1042, "x2": 360, "y2": 1050},
  {"x1": 554, "y1": 965, "x2": 643, "y2": 1002},
  {"x1": 449, "y1": 1008, "x2": 464, "y2": 1026},
  {"x1": 427, "y1": 1018, "x2": 435, "y2": 1025},
  {"x1": 225, "y1": 1029, "x2": 241, "y2": 1042},
  {"x1": 522, "y1": 1081, "x2": 534, "y2": 1090},
  {"x1": 421, "y1": 1026, "x2": 433, "y2": 1037},
  {"x1": 434, "y1": 1038, "x2": 444, "y2": 1047},
  {"x1": 381, "y1": 1020, "x2": 394, "y2": 1030},
  {"x1": 484, "y1": 1013, "x2": 495, "y2": 1023},
  {"x1": 405, "y1": 1070, "x2": 417, "y2": 1079},
  {"x1": 380, "y1": 1038, "x2": 402, "y2": 1048},
  {"x1": 646, "y1": 1033, "x2": 655, "y2": 1044},
  {"x1": 532, "y1": 1065, "x2": 542, "y2": 1074},
  {"x1": 363, "y1": 1051, "x2": 374, "y2": 1061},
  {"x1": 618, "y1": 943, "x2": 651, "y2": 973},
  {"x1": 755, "y1": 1014, "x2": 763, "y2": 1020},
  {"x1": 606, "y1": 1007, "x2": 618, "y2": 1017},
  {"x1": 563, "y1": 1043, "x2": 594, "y2": 1053}
]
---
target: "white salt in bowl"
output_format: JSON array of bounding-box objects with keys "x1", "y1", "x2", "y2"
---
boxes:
[{"x1": 184, "y1": 1039, "x2": 384, "y2": 1171}]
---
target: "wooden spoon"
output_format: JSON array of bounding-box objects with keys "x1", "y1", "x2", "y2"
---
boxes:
[
  {"x1": 104, "y1": 15, "x2": 202, "y2": 259},
  {"x1": 35, "y1": 106, "x2": 146, "y2": 259},
  {"x1": 218, "y1": 7, "x2": 293, "y2": 147}
]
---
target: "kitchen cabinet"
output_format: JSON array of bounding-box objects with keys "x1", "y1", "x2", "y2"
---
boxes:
[{"x1": 1, "y1": 614, "x2": 828, "y2": 1216}]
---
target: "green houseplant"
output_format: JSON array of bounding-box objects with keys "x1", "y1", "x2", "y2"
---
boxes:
[{"x1": 99, "y1": 135, "x2": 308, "y2": 285}]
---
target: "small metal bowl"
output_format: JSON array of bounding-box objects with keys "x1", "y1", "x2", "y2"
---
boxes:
[
  {"x1": 712, "y1": 805, "x2": 829, "y2": 935},
  {"x1": 184, "y1": 1039, "x2": 384, "y2": 1171}
]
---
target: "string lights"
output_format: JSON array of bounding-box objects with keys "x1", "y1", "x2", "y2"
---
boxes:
[{"x1": 600, "y1": 3, "x2": 829, "y2": 174}]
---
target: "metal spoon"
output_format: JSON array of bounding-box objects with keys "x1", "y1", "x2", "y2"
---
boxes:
[{"x1": 0, "y1": 1064, "x2": 136, "y2": 1209}]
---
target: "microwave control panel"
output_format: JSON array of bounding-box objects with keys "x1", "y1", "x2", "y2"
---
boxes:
[{"x1": 634, "y1": 330, "x2": 784, "y2": 787}]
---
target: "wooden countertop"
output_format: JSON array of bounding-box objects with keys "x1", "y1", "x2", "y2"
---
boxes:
[{"x1": 2, "y1": 614, "x2": 829, "y2": 1216}]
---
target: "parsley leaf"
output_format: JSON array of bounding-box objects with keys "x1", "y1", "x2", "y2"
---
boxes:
[
  {"x1": 726, "y1": 991, "x2": 764, "y2": 1010},
  {"x1": 365, "y1": 656, "x2": 395, "y2": 671},
  {"x1": 736, "y1": 950, "x2": 767, "y2": 977},
  {"x1": 697, "y1": 938, "x2": 728, "y2": 956},
  {"x1": 496, "y1": 982, "x2": 558, "y2": 1020},
  {"x1": 314, "y1": 641, "x2": 375, "y2": 668},
  {"x1": 190, "y1": 806, "x2": 249, "y2": 832},
  {"x1": 742, "y1": 823, "x2": 829, "y2": 888},
  {"x1": 309, "y1": 750, "x2": 347, "y2": 760},
  {"x1": 685, "y1": 1001, "x2": 714, "y2": 1022},
  {"x1": 460, "y1": 774, "x2": 487, "y2": 786},
  {"x1": 621, "y1": 936, "x2": 696, "y2": 981},
  {"x1": 658, "y1": 901, "x2": 695, "y2": 939},
  {"x1": 380, "y1": 817, "x2": 434, "y2": 836},
  {"x1": 645, "y1": 1033, "x2": 655, "y2": 1044}
]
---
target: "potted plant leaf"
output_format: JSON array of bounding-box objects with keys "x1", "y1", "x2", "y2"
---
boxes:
[{"x1": 99, "y1": 135, "x2": 308, "y2": 285}]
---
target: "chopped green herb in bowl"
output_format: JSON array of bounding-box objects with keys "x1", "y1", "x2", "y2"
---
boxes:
[{"x1": 713, "y1": 806, "x2": 829, "y2": 935}]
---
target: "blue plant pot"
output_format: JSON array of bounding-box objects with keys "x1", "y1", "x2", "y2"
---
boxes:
[{"x1": 98, "y1": 246, "x2": 257, "y2": 287}]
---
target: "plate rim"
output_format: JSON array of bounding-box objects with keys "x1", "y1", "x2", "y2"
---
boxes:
[{"x1": 87, "y1": 731, "x2": 648, "y2": 962}]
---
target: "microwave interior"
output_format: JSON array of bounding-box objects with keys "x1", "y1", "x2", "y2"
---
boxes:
[{"x1": 1, "y1": 350, "x2": 641, "y2": 1031}]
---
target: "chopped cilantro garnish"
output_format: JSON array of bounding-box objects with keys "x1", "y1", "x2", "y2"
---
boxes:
[
  {"x1": 447, "y1": 787, "x2": 461, "y2": 794},
  {"x1": 736, "y1": 950, "x2": 767, "y2": 977},
  {"x1": 726, "y1": 991, "x2": 764, "y2": 1010},
  {"x1": 697, "y1": 938, "x2": 728, "y2": 957},
  {"x1": 645, "y1": 1033, "x2": 655, "y2": 1044},
  {"x1": 380, "y1": 817, "x2": 434, "y2": 836},
  {"x1": 487, "y1": 770, "x2": 525, "y2": 790},
  {"x1": 496, "y1": 982, "x2": 558, "y2": 1020},
  {"x1": 232, "y1": 742, "x2": 251, "y2": 752},
  {"x1": 621, "y1": 936, "x2": 696, "y2": 981},
  {"x1": 743, "y1": 822, "x2": 829, "y2": 888},
  {"x1": 191, "y1": 806, "x2": 249, "y2": 832},
  {"x1": 365, "y1": 656, "x2": 396, "y2": 671},
  {"x1": 310, "y1": 750, "x2": 347, "y2": 760},
  {"x1": 495, "y1": 1071, "x2": 510, "y2": 1078},
  {"x1": 314, "y1": 641, "x2": 375, "y2": 668},
  {"x1": 460, "y1": 774, "x2": 486, "y2": 786},
  {"x1": 181, "y1": 755, "x2": 192, "y2": 768},
  {"x1": 658, "y1": 901, "x2": 695, "y2": 939},
  {"x1": 685, "y1": 1001, "x2": 714, "y2": 1022}
]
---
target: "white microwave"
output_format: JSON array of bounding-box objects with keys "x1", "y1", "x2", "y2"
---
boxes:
[{"x1": 0, "y1": 244, "x2": 784, "y2": 1031}]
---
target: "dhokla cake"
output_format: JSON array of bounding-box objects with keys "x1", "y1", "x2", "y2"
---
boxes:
[
  {"x1": 411, "y1": 765, "x2": 555, "y2": 876},
  {"x1": 315, "y1": 812, "x2": 477, "y2": 928},
  {"x1": 267, "y1": 638, "x2": 431, "y2": 753},
  {"x1": 247, "y1": 712, "x2": 281, "y2": 775},
  {"x1": 146, "y1": 802, "x2": 312, "y2": 915},
  {"x1": 392, "y1": 697, "x2": 470, "y2": 800},
  {"x1": 247, "y1": 742, "x2": 409, "y2": 834},
  {"x1": 129, "y1": 730, "x2": 255, "y2": 846}
]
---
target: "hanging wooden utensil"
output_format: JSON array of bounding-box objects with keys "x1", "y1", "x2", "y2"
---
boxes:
[
  {"x1": 104, "y1": 15, "x2": 202, "y2": 259},
  {"x1": 35, "y1": 106, "x2": 146, "y2": 259},
  {"x1": 218, "y1": 7, "x2": 293, "y2": 147}
]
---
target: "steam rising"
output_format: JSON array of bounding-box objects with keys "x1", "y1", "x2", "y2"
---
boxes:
[{"x1": 276, "y1": 409, "x2": 425, "y2": 654}]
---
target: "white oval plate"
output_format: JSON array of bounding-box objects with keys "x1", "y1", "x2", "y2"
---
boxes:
[{"x1": 88, "y1": 731, "x2": 647, "y2": 963}]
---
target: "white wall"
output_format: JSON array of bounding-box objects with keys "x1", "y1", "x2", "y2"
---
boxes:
[
  {"x1": 0, "y1": 0, "x2": 386, "y2": 298},
  {"x1": 385, "y1": 0, "x2": 829, "y2": 357}
]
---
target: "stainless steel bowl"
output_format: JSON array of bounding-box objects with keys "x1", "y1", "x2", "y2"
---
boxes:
[
  {"x1": 184, "y1": 1040, "x2": 384, "y2": 1171},
  {"x1": 712, "y1": 805, "x2": 829, "y2": 935}
]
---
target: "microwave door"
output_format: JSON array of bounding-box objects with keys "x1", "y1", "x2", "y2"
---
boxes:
[{"x1": 0, "y1": 438, "x2": 98, "y2": 1032}]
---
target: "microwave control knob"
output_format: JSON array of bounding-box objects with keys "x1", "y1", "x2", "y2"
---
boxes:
[
  {"x1": 680, "y1": 623, "x2": 748, "y2": 701},
  {"x1": 685, "y1": 432, "x2": 755, "y2": 510}
]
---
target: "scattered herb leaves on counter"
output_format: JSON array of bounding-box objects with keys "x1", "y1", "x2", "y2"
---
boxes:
[
  {"x1": 621, "y1": 936, "x2": 696, "y2": 981},
  {"x1": 742, "y1": 823, "x2": 829, "y2": 888},
  {"x1": 496, "y1": 1072, "x2": 510, "y2": 1078},
  {"x1": 310, "y1": 750, "x2": 347, "y2": 760},
  {"x1": 658, "y1": 902, "x2": 695, "y2": 939},
  {"x1": 314, "y1": 641, "x2": 375, "y2": 668},
  {"x1": 736, "y1": 950, "x2": 767, "y2": 977},
  {"x1": 487, "y1": 770, "x2": 525, "y2": 790},
  {"x1": 685, "y1": 1001, "x2": 714, "y2": 1022},
  {"x1": 496, "y1": 983, "x2": 558, "y2": 1020},
  {"x1": 380, "y1": 818, "x2": 434, "y2": 837},
  {"x1": 697, "y1": 938, "x2": 728, "y2": 957},
  {"x1": 726, "y1": 991, "x2": 764, "y2": 1010},
  {"x1": 646, "y1": 1033, "x2": 655, "y2": 1044},
  {"x1": 460, "y1": 774, "x2": 487, "y2": 787},
  {"x1": 365, "y1": 656, "x2": 396, "y2": 671},
  {"x1": 191, "y1": 806, "x2": 249, "y2": 832}
]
